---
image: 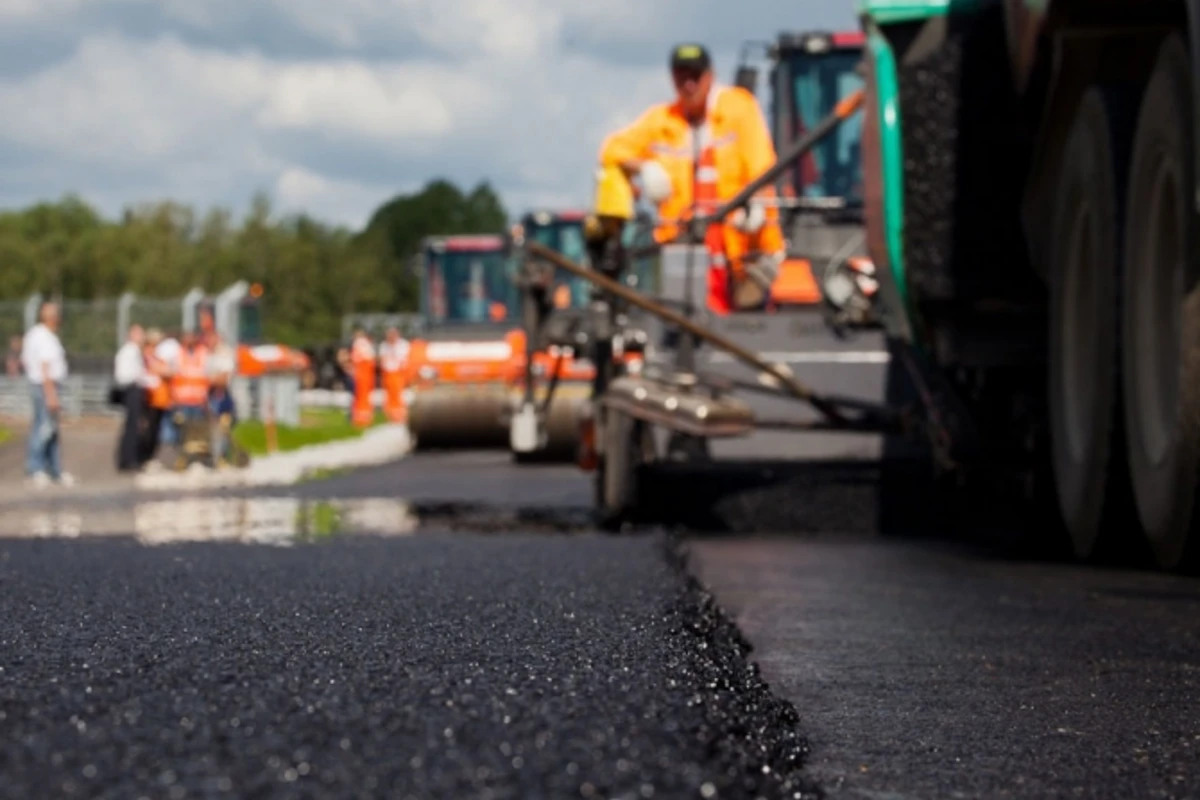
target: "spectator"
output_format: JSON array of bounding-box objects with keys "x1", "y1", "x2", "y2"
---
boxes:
[
  {"x1": 139, "y1": 328, "x2": 171, "y2": 468},
  {"x1": 154, "y1": 330, "x2": 182, "y2": 448},
  {"x1": 113, "y1": 324, "x2": 146, "y2": 472},
  {"x1": 21, "y1": 302, "x2": 73, "y2": 488}
]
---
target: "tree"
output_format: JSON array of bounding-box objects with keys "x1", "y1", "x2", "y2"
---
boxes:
[{"x1": 0, "y1": 178, "x2": 512, "y2": 346}]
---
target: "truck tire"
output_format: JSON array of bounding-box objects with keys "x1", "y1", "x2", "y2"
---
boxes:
[
  {"x1": 1122, "y1": 34, "x2": 1200, "y2": 571},
  {"x1": 1048, "y1": 86, "x2": 1139, "y2": 560}
]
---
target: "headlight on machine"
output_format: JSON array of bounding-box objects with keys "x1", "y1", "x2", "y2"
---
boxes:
[{"x1": 418, "y1": 365, "x2": 438, "y2": 381}]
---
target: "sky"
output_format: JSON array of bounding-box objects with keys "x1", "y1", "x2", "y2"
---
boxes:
[{"x1": 0, "y1": 0, "x2": 857, "y2": 230}]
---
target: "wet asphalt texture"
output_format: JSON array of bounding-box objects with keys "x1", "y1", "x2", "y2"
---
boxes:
[{"x1": 0, "y1": 532, "x2": 814, "y2": 800}]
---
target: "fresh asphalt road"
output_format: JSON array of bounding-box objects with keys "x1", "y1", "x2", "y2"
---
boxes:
[{"x1": 2, "y1": 314, "x2": 1198, "y2": 799}]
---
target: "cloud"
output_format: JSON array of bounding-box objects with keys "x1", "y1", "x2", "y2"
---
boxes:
[{"x1": 0, "y1": 0, "x2": 858, "y2": 228}]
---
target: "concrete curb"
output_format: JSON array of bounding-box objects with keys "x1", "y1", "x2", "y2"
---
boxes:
[{"x1": 134, "y1": 424, "x2": 413, "y2": 492}]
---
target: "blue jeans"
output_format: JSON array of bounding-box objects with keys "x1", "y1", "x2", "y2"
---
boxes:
[{"x1": 26, "y1": 382, "x2": 62, "y2": 479}]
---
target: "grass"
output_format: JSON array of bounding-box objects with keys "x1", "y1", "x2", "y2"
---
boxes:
[{"x1": 232, "y1": 407, "x2": 387, "y2": 457}]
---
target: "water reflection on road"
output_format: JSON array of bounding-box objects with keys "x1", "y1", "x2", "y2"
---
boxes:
[{"x1": 3, "y1": 497, "x2": 418, "y2": 545}]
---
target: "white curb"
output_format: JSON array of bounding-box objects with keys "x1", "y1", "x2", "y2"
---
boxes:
[{"x1": 134, "y1": 424, "x2": 413, "y2": 492}]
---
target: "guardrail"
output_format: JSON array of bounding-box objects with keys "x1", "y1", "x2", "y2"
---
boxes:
[
  {"x1": 0, "y1": 374, "x2": 304, "y2": 427},
  {"x1": 0, "y1": 375, "x2": 121, "y2": 419}
]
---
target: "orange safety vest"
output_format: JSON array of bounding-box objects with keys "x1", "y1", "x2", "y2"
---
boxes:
[
  {"x1": 598, "y1": 85, "x2": 786, "y2": 312},
  {"x1": 171, "y1": 347, "x2": 209, "y2": 406},
  {"x1": 597, "y1": 84, "x2": 786, "y2": 251}
]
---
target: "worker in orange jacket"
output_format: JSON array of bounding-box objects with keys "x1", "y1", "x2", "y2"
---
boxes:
[
  {"x1": 378, "y1": 327, "x2": 409, "y2": 423},
  {"x1": 597, "y1": 43, "x2": 786, "y2": 313},
  {"x1": 349, "y1": 328, "x2": 376, "y2": 427}
]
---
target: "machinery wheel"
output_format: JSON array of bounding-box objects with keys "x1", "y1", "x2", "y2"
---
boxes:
[
  {"x1": 597, "y1": 410, "x2": 652, "y2": 531},
  {"x1": 1047, "y1": 85, "x2": 1139, "y2": 560},
  {"x1": 1122, "y1": 34, "x2": 1200, "y2": 571}
]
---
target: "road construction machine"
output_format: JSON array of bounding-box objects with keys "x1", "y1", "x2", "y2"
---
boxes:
[
  {"x1": 734, "y1": 29, "x2": 881, "y2": 330},
  {"x1": 186, "y1": 283, "x2": 311, "y2": 377},
  {"x1": 508, "y1": 208, "x2": 658, "y2": 463},
  {"x1": 405, "y1": 234, "x2": 524, "y2": 450},
  {"x1": 855, "y1": 0, "x2": 1200, "y2": 571}
]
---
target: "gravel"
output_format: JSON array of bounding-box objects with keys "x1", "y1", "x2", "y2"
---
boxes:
[{"x1": 0, "y1": 531, "x2": 817, "y2": 799}]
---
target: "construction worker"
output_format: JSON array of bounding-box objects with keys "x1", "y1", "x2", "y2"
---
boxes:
[
  {"x1": 349, "y1": 328, "x2": 376, "y2": 427},
  {"x1": 597, "y1": 43, "x2": 786, "y2": 312},
  {"x1": 168, "y1": 331, "x2": 210, "y2": 444},
  {"x1": 378, "y1": 327, "x2": 410, "y2": 423}
]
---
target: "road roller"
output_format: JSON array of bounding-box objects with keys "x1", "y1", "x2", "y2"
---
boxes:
[
  {"x1": 509, "y1": 207, "x2": 659, "y2": 465},
  {"x1": 405, "y1": 234, "x2": 524, "y2": 451}
]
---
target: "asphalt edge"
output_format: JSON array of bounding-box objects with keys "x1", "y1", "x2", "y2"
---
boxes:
[{"x1": 661, "y1": 533, "x2": 823, "y2": 799}]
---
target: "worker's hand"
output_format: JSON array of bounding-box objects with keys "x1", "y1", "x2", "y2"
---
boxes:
[
  {"x1": 638, "y1": 161, "x2": 672, "y2": 203},
  {"x1": 729, "y1": 202, "x2": 767, "y2": 233}
]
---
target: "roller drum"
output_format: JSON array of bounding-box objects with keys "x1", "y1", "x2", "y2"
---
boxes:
[{"x1": 409, "y1": 385, "x2": 510, "y2": 449}]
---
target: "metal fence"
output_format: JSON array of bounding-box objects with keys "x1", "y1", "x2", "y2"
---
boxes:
[
  {"x1": 0, "y1": 375, "x2": 120, "y2": 419},
  {"x1": 341, "y1": 313, "x2": 424, "y2": 342}
]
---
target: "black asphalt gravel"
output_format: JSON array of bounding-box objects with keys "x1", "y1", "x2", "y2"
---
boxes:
[{"x1": 0, "y1": 531, "x2": 816, "y2": 800}]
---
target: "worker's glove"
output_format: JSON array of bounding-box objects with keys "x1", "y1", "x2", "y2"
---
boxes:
[
  {"x1": 746, "y1": 250, "x2": 784, "y2": 288},
  {"x1": 638, "y1": 161, "x2": 672, "y2": 203},
  {"x1": 732, "y1": 251, "x2": 784, "y2": 311},
  {"x1": 729, "y1": 201, "x2": 767, "y2": 234}
]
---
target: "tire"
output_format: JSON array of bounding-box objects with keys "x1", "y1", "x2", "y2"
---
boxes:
[
  {"x1": 1122, "y1": 34, "x2": 1200, "y2": 571},
  {"x1": 597, "y1": 411, "x2": 654, "y2": 531},
  {"x1": 1047, "y1": 86, "x2": 1140, "y2": 560}
]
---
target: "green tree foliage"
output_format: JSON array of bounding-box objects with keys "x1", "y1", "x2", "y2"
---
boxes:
[{"x1": 0, "y1": 179, "x2": 509, "y2": 346}]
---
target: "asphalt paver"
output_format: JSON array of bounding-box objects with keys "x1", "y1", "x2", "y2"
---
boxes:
[{"x1": 0, "y1": 531, "x2": 816, "y2": 800}]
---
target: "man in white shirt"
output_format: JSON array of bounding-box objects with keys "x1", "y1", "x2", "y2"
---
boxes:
[
  {"x1": 20, "y1": 301, "x2": 73, "y2": 487},
  {"x1": 113, "y1": 324, "x2": 146, "y2": 472}
]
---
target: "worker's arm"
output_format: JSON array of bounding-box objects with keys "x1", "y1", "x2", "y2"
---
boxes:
[
  {"x1": 598, "y1": 106, "x2": 661, "y2": 175},
  {"x1": 42, "y1": 362, "x2": 58, "y2": 413},
  {"x1": 736, "y1": 90, "x2": 780, "y2": 199},
  {"x1": 733, "y1": 90, "x2": 786, "y2": 252}
]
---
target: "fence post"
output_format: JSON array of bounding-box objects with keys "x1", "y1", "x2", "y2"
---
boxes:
[
  {"x1": 181, "y1": 287, "x2": 205, "y2": 334},
  {"x1": 24, "y1": 293, "x2": 42, "y2": 331},
  {"x1": 117, "y1": 292, "x2": 135, "y2": 348}
]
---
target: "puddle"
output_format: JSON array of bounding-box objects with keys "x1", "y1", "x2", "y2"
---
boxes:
[
  {"x1": 0, "y1": 495, "x2": 615, "y2": 544},
  {"x1": 2, "y1": 497, "x2": 418, "y2": 545}
]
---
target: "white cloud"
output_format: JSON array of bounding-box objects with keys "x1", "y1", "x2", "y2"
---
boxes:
[{"x1": 0, "y1": 0, "x2": 857, "y2": 227}]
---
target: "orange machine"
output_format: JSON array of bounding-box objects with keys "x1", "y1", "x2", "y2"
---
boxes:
[
  {"x1": 404, "y1": 235, "x2": 527, "y2": 450},
  {"x1": 193, "y1": 284, "x2": 311, "y2": 378}
]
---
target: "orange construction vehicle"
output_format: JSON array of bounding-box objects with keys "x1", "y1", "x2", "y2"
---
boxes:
[
  {"x1": 188, "y1": 282, "x2": 311, "y2": 377},
  {"x1": 404, "y1": 234, "x2": 525, "y2": 450}
]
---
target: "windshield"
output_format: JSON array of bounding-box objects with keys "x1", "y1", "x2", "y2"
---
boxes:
[
  {"x1": 787, "y1": 49, "x2": 863, "y2": 204},
  {"x1": 238, "y1": 302, "x2": 263, "y2": 345},
  {"x1": 423, "y1": 249, "x2": 519, "y2": 324},
  {"x1": 526, "y1": 221, "x2": 591, "y2": 308}
]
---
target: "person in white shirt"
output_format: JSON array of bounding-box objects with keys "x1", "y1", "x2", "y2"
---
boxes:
[
  {"x1": 20, "y1": 301, "x2": 73, "y2": 487},
  {"x1": 113, "y1": 324, "x2": 146, "y2": 472}
]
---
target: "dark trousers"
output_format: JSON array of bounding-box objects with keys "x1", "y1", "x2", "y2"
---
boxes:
[
  {"x1": 140, "y1": 406, "x2": 164, "y2": 465},
  {"x1": 117, "y1": 386, "x2": 144, "y2": 471}
]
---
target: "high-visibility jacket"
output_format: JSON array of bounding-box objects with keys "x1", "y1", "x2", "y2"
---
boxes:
[
  {"x1": 378, "y1": 339, "x2": 409, "y2": 373},
  {"x1": 597, "y1": 83, "x2": 785, "y2": 257},
  {"x1": 171, "y1": 347, "x2": 209, "y2": 406}
]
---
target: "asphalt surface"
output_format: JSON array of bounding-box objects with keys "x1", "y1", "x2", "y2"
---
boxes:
[
  {"x1": 3, "y1": 309, "x2": 1198, "y2": 799},
  {"x1": 0, "y1": 530, "x2": 815, "y2": 799}
]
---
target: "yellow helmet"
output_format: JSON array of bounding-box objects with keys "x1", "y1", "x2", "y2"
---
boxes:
[{"x1": 592, "y1": 164, "x2": 634, "y2": 220}]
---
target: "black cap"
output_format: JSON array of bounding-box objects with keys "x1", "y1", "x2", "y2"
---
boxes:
[{"x1": 670, "y1": 43, "x2": 711, "y2": 73}]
